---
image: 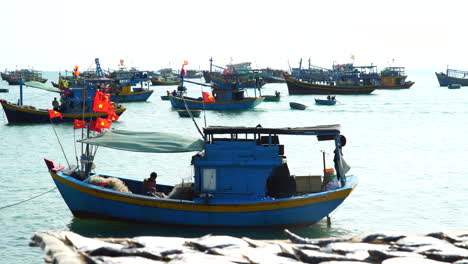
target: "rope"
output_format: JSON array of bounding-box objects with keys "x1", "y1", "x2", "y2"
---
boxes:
[
  {"x1": 0, "y1": 187, "x2": 57, "y2": 210},
  {"x1": 50, "y1": 118, "x2": 70, "y2": 168}
]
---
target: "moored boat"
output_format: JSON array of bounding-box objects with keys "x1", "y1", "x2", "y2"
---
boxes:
[
  {"x1": 379, "y1": 67, "x2": 414, "y2": 89},
  {"x1": 284, "y1": 74, "x2": 377, "y2": 95},
  {"x1": 262, "y1": 91, "x2": 281, "y2": 102},
  {"x1": 1, "y1": 69, "x2": 47, "y2": 85},
  {"x1": 448, "y1": 83, "x2": 461, "y2": 89},
  {"x1": 315, "y1": 95, "x2": 337, "y2": 105},
  {"x1": 45, "y1": 124, "x2": 356, "y2": 227},
  {"x1": 436, "y1": 69, "x2": 468, "y2": 86}
]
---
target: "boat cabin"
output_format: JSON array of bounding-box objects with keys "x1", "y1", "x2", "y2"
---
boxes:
[{"x1": 191, "y1": 125, "x2": 347, "y2": 202}]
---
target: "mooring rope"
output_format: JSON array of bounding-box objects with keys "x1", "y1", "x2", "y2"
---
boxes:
[{"x1": 0, "y1": 187, "x2": 57, "y2": 210}]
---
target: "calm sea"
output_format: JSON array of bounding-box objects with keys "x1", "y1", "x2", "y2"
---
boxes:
[{"x1": 0, "y1": 70, "x2": 466, "y2": 263}]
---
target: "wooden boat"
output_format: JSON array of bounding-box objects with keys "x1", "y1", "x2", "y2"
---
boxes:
[
  {"x1": 448, "y1": 83, "x2": 461, "y2": 89},
  {"x1": 160, "y1": 95, "x2": 170, "y2": 100},
  {"x1": 378, "y1": 67, "x2": 414, "y2": 89},
  {"x1": 315, "y1": 98, "x2": 336, "y2": 105},
  {"x1": 0, "y1": 88, "x2": 8, "y2": 93},
  {"x1": 170, "y1": 95, "x2": 263, "y2": 110},
  {"x1": 45, "y1": 124, "x2": 356, "y2": 227},
  {"x1": 284, "y1": 74, "x2": 377, "y2": 95},
  {"x1": 0, "y1": 82, "x2": 126, "y2": 123},
  {"x1": 436, "y1": 69, "x2": 468, "y2": 86},
  {"x1": 262, "y1": 91, "x2": 281, "y2": 102},
  {"x1": 290, "y1": 102, "x2": 307, "y2": 110},
  {"x1": 177, "y1": 109, "x2": 202, "y2": 117}
]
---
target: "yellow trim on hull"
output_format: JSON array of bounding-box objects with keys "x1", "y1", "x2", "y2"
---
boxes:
[
  {"x1": 51, "y1": 172, "x2": 356, "y2": 213},
  {"x1": 170, "y1": 96, "x2": 264, "y2": 105}
]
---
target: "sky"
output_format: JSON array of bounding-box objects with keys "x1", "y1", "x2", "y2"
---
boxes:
[{"x1": 1, "y1": 0, "x2": 467, "y2": 72}]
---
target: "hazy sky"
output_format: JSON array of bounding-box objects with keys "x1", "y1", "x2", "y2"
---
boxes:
[{"x1": 1, "y1": 0, "x2": 467, "y2": 72}]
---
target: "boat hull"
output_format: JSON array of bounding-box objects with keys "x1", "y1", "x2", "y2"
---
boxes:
[
  {"x1": 110, "y1": 90, "x2": 153, "y2": 102},
  {"x1": 315, "y1": 99, "x2": 336, "y2": 105},
  {"x1": 435, "y1": 72, "x2": 468, "y2": 86},
  {"x1": 169, "y1": 96, "x2": 264, "y2": 110},
  {"x1": 0, "y1": 100, "x2": 126, "y2": 123},
  {"x1": 177, "y1": 109, "x2": 201, "y2": 117},
  {"x1": 290, "y1": 102, "x2": 307, "y2": 110},
  {"x1": 50, "y1": 171, "x2": 357, "y2": 227},
  {"x1": 285, "y1": 76, "x2": 376, "y2": 95}
]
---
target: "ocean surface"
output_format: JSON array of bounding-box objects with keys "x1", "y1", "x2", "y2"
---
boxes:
[{"x1": 0, "y1": 70, "x2": 466, "y2": 263}]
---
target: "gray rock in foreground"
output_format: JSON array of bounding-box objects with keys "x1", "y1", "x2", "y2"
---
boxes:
[{"x1": 30, "y1": 229, "x2": 468, "y2": 264}]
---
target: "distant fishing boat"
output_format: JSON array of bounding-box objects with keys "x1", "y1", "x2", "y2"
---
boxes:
[
  {"x1": 379, "y1": 67, "x2": 414, "y2": 89},
  {"x1": 0, "y1": 80, "x2": 126, "y2": 123},
  {"x1": 160, "y1": 95, "x2": 170, "y2": 100},
  {"x1": 0, "y1": 88, "x2": 8, "y2": 93},
  {"x1": 284, "y1": 74, "x2": 377, "y2": 95},
  {"x1": 1, "y1": 69, "x2": 47, "y2": 85},
  {"x1": 435, "y1": 69, "x2": 468, "y2": 86},
  {"x1": 290, "y1": 102, "x2": 307, "y2": 110},
  {"x1": 45, "y1": 124, "x2": 356, "y2": 227},
  {"x1": 177, "y1": 109, "x2": 201, "y2": 117}
]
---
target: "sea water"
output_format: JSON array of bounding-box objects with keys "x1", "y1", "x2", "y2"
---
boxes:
[{"x1": 0, "y1": 70, "x2": 466, "y2": 263}]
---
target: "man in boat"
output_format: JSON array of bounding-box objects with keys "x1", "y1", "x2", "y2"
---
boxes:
[
  {"x1": 52, "y1": 97, "x2": 60, "y2": 111},
  {"x1": 143, "y1": 172, "x2": 166, "y2": 198}
]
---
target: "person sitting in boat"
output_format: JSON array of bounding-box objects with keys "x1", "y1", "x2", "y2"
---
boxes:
[
  {"x1": 143, "y1": 172, "x2": 166, "y2": 198},
  {"x1": 52, "y1": 97, "x2": 60, "y2": 111},
  {"x1": 327, "y1": 94, "x2": 331, "y2": 101},
  {"x1": 172, "y1": 90, "x2": 177, "y2": 96}
]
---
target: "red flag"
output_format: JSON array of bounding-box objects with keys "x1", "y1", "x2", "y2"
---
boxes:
[
  {"x1": 48, "y1": 109, "x2": 63, "y2": 119},
  {"x1": 73, "y1": 119, "x2": 86, "y2": 129},
  {"x1": 92, "y1": 91, "x2": 111, "y2": 113},
  {"x1": 202, "y1": 92, "x2": 216, "y2": 103},
  {"x1": 90, "y1": 120, "x2": 102, "y2": 133},
  {"x1": 95, "y1": 117, "x2": 111, "y2": 129},
  {"x1": 107, "y1": 112, "x2": 119, "y2": 122}
]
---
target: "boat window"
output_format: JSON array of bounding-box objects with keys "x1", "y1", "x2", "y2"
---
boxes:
[{"x1": 202, "y1": 169, "x2": 216, "y2": 191}]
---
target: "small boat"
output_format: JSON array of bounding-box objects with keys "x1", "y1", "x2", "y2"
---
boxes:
[
  {"x1": 45, "y1": 124, "x2": 356, "y2": 227},
  {"x1": 290, "y1": 102, "x2": 307, "y2": 110},
  {"x1": 177, "y1": 109, "x2": 202, "y2": 117},
  {"x1": 436, "y1": 69, "x2": 468, "y2": 86},
  {"x1": 448, "y1": 83, "x2": 461, "y2": 89},
  {"x1": 262, "y1": 91, "x2": 281, "y2": 102},
  {"x1": 160, "y1": 95, "x2": 170, "y2": 100},
  {"x1": 315, "y1": 97, "x2": 337, "y2": 105},
  {"x1": 0, "y1": 88, "x2": 8, "y2": 93}
]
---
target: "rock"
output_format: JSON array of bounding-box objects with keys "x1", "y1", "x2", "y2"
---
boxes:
[
  {"x1": 65, "y1": 231, "x2": 123, "y2": 252},
  {"x1": 454, "y1": 259, "x2": 468, "y2": 264},
  {"x1": 30, "y1": 232, "x2": 85, "y2": 264},
  {"x1": 382, "y1": 257, "x2": 449, "y2": 264},
  {"x1": 317, "y1": 262, "x2": 369, "y2": 264},
  {"x1": 395, "y1": 235, "x2": 449, "y2": 249},
  {"x1": 419, "y1": 244, "x2": 468, "y2": 262},
  {"x1": 168, "y1": 252, "x2": 246, "y2": 264},
  {"x1": 456, "y1": 242, "x2": 468, "y2": 250},
  {"x1": 87, "y1": 247, "x2": 163, "y2": 261},
  {"x1": 427, "y1": 232, "x2": 464, "y2": 244}
]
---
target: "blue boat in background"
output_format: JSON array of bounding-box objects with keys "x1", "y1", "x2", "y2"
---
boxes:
[
  {"x1": 315, "y1": 96, "x2": 337, "y2": 105},
  {"x1": 435, "y1": 68, "x2": 468, "y2": 86},
  {"x1": 45, "y1": 124, "x2": 356, "y2": 227}
]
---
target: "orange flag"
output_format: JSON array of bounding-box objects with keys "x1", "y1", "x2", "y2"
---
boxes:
[
  {"x1": 73, "y1": 119, "x2": 86, "y2": 129},
  {"x1": 95, "y1": 117, "x2": 112, "y2": 129},
  {"x1": 202, "y1": 91, "x2": 215, "y2": 103},
  {"x1": 92, "y1": 91, "x2": 111, "y2": 113},
  {"x1": 48, "y1": 109, "x2": 63, "y2": 119}
]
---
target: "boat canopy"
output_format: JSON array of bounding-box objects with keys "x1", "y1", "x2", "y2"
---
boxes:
[
  {"x1": 204, "y1": 124, "x2": 341, "y2": 136},
  {"x1": 25, "y1": 81, "x2": 61, "y2": 93},
  {"x1": 78, "y1": 129, "x2": 204, "y2": 153}
]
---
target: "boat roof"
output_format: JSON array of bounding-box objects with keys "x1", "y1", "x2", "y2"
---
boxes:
[{"x1": 204, "y1": 124, "x2": 341, "y2": 135}]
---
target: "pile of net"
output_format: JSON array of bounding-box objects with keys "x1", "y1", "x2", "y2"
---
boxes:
[{"x1": 87, "y1": 176, "x2": 131, "y2": 193}]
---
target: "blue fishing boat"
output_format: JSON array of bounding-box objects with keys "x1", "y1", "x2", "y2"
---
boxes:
[
  {"x1": 169, "y1": 79, "x2": 264, "y2": 110},
  {"x1": 0, "y1": 81, "x2": 126, "y2": 123},
  {"x1": 315, "y1": 96, "x2": 337, "y2": 105},
  {"x1": 435, "y1": 69, "x2": 468, "y2": 86},
  {"x1": 45, "y1": 124, "x2": 356, "y2": 227}
]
